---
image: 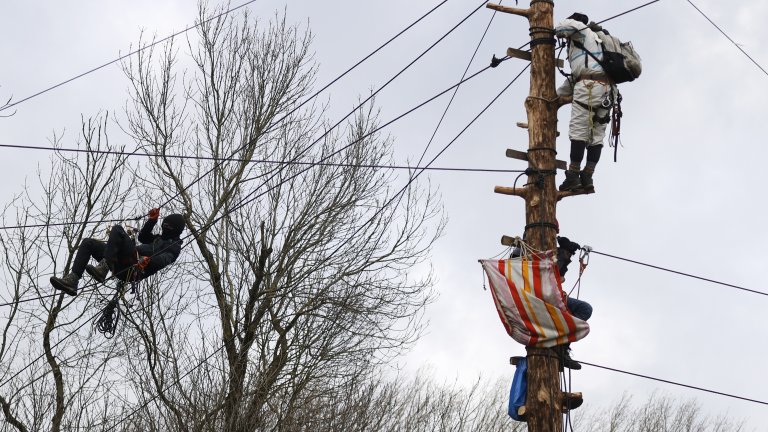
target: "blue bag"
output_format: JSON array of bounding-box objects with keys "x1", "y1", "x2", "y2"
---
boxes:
[{"x1": 508, "y1": 357, "x2": 528, "y2": 421}]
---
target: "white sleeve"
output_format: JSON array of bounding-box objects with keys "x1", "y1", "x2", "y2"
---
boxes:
[
  {"x1": 555, "y1": 19, "x2": 588, "y2": 43},
  {"x1": 557, "y1": 79, "x2": 574, "y2": 98}
]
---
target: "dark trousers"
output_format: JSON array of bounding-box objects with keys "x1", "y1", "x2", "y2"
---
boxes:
[
  {"x1": 567, "y1": 297, "x2": 593, "y2": 322},
  {"x1": 72, "y1": 225, "x2": 136, "y2": 281}
]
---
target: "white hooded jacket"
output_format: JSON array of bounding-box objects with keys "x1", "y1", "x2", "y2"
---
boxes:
[
  {"x1": 555, "y1": 18, "x2": 615, "y2": 144},
  {"x1": 555, "y1": 18, "x2": 607, "y2": 80}
]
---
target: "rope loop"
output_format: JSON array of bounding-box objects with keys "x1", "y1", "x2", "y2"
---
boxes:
[
  {"x1": 509, "y1": 236, "x2": 547, "y2": 259},
  {"x1": 525, "y1": 221, "x2": 558, "y2": 232},
  {"x1": 524, "y1": 167, "x2": 556, "y2": 176},
  {"x1": 529, "y1": 26, "x2": 555, "y2": 36},
  {"x1": 524, "y1": 167, "x2": 556, "y2": 188},
  {"x1": 526, "y1": 95, "x2": 560, "y2": 104},
  {"x1": 530, "y1": 37, "x2": 556, "y2": 48}
]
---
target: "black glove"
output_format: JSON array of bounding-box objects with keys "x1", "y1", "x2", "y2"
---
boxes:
[
  {"x1": 557, "y1": 236, "x2": 581, "y2": 254},
  {"x1": 588, "y1": 21, "x2": 603, "y2": 32}
]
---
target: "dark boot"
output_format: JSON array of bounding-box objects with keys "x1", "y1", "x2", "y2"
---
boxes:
[
  {"x1": 86, "y1": 259, "x2": 110, "y2": 284},
  {"x1": 50, "y1": 273, "x2": 80, "y2": 296},
  {"x1": 580, "y1": 170, "x2": 594, "y2": 193},
  {"x1": 559, "y1": 170, "x2": 581, "y2": 191},
  {"x1": 557, "y1": 344, "x2": 582, "y2": 370}
]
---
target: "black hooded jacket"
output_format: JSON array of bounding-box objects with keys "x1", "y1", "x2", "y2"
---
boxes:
[{"x1": 136, "y1": 218, "x2": 182, "y2": 277}]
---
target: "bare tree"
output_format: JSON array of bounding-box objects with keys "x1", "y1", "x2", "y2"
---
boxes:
[
  {"x1": 308, "y1": 374, "x2": 747, "y2": 432},
  {"x1": 272, "y1": 371, "x2": 524, "y2": 432},
  {"x1": 0, "y1": 113, "x2": 139, "y2": 432},
  {"x1": 577, "y1": 392, "x2": 746, "y2": 432},
  {"x1": 116, "y1": 2, "x2": 443, "y2": 431},
  {"x1": 1, "y1": 3, "x2": 441, "y2": 430}
]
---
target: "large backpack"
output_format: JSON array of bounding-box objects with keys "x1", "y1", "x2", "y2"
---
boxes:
[{"x1": 574, "y1": 32, "x2": 642, "y2": 84}]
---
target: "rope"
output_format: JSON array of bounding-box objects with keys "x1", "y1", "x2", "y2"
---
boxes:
[
  {"x1": 523, "y1": 167, "x2": 557, "y2": 189},
  {"x1": 508, "y1": 236, "x2": 548, "y2": 259},
  {"x1": 155, "y1": 0, "x2": 492, "y2": 213},
  {"x1": 0, "y1": 145, "x2": 526, "y2": 175},
  {"x1": 0, "y1": 59, "x2": 513, "y2": 313},
  {"x1": 567, "y1": 246, "x2": 591, "y2": 298},
  {"x1": 526, "y1": 95, "x2": 560, "y2": 104},
  {"x1": 530, "y1": 37, "x2": 556, "y2": 48},
  {"x1": 529, "y1": 26, "x2": 555, "y2": 36},
  {"x1": 0, "y1": 59, "x2": 508, "y2": 234},
  {"x1": 0, "y1": 0, "x2": 262, "y2": 113},
  {"x1": 597, "y1": 0, "x2": 661, "y2": 25},
  {"x1": 580, "y1": 360, "x2": 768, "y2": 406},
  {"x1": 0, "y1": 0, "x2": 450, "y2": 114},
  {"x1": 413, "y1": 0, "x2": 501, "y2": 171},
  {"x1": 561, "y1": 368, "x2": 575, "y2": 432},
  {"x1": 318, "y1": 67, "x2": 530, "y2": 267},
  {"x1": 2, "y1": 0, "x2": 451, "y2": 238},
  {"x1": 93, "y1": 294, "x2": 122, "y2": 339},
  {"x1": 525, "y1": 167, "x2": 556, "y2": 176},
  {"x1": 2, "y1": 6, "x2": 513, "y2": 411},
  {"x1": 4, "y1": 0, "x2": 675, "y2": 422},
  {"x1": 592, "y1": 250, "x2": 768, "y2": 297},
  {"x1": 97, "y1": 55, "x2": 532, "y2": 432},
  {"x1": 525, "y1": 221, "x2": 558, "y2": 232},
  {"x1": 685, "y1": 0, "x2": 768, "y2": 77}
]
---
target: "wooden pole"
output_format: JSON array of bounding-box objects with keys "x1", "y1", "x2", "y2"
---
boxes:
[
  {"x1": 493, "y1": 1, "x2": 564, "y2": 431},
  {"x1": 524, "y1": 2, "x2": 561, "y2": 431}
]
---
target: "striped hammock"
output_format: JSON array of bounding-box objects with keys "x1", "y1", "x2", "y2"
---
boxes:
[{"x1": 480, "y1": 252, "x2": 589, "y2": 347}]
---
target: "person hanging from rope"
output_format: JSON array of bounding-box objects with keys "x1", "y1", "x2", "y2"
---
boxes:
[
  {"x1": 555, "y1": 12, "x2": 617, "y2": 193},
  {"x1": 50, "y1": 209, "x2": 185, "y2": 296},
  {"x1": 555, "y1": 232, "x2": 592, "y2": 370}
]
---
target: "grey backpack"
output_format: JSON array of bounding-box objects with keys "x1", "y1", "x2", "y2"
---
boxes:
[
  {"x1": 575, "y1": 32, "x2": 642, "y2": 83},
  {"x1": 599, "y1": 32, "x2": 642, "y2": 83}
]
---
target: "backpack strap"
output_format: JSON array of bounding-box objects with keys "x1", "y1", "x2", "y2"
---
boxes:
[{"x1": 572, "y1": 40, "x2": 607, "y2": 74}]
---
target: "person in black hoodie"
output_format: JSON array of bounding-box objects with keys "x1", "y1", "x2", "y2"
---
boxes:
[
  {"x1": 554, "y1": 234, "x2": 592, "y2": 371},
  {"x1": 50, "y1": 208, "x2": 185, "y2": 296}
]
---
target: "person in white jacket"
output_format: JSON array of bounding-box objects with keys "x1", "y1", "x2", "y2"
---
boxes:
[{"x1": 555, "y1": 13, "x2": 616, "y2": 193}]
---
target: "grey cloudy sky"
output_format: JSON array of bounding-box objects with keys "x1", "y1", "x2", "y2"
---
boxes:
[{"x1": 2, "y1": 0, "x2": 768, "y2": 429}]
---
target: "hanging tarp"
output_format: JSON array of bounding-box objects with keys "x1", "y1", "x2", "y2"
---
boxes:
[{"x1": 480, "y1": 252, "x2": 589, "y2": 348}]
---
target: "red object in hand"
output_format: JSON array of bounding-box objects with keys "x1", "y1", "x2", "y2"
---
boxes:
[
  {"x1": 136, "y1": 256, "x2": 151, "y2": 270},
  {"x1": 148, "y1": 208, "x2": 160, "y2": 221}
]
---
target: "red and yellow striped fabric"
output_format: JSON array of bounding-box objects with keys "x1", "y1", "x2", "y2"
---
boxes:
[{"x1": 480, "y1": 252, "x2": 589, "y2": 348}]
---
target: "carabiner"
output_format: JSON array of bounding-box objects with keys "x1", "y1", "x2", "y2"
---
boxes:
[
  {"x1": 600, "y1": 94, "x2": 613, "y2": 108},
  {"x1": 579, "y1": 245, "x2": 592, "y2": 267}
]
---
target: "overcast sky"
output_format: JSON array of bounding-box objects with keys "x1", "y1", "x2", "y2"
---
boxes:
[{"x1": 2, "y1": 0, "x2": 768, "y2": 429}]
